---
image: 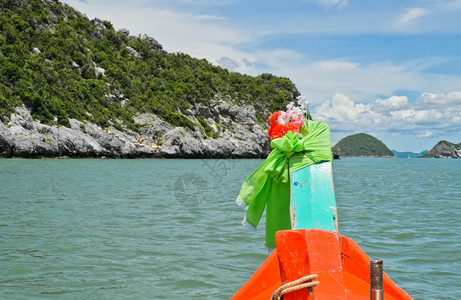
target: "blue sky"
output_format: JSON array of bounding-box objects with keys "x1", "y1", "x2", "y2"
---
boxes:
[{"x1": 62, "y1": 0, "x2": 461, "y2": 152}]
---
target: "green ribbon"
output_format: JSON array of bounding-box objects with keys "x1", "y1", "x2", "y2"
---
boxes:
[{"x1": 236, "y1": 120, "x2": 333, "y2": 248}]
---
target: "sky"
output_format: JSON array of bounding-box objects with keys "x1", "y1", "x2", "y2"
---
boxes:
[{"x1": 61, "y1": 0, "x2": 461, "y2": 152}]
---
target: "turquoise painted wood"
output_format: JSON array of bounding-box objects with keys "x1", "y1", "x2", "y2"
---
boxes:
[{"x1": 289, "y1": 162, "x2": 338, "y2": 232}]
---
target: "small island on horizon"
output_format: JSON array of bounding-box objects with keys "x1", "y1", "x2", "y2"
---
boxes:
[
  {"x1": 332, "y1": 133, "x2": 394, "y2": 158},
  {"x1": 332, "y1": 133, "x2": 460, "y2": 159}
]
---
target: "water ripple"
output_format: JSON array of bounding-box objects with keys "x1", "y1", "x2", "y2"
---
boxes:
[{"x1": 0, "y1": 158, "x2": 459, "y2": 299}]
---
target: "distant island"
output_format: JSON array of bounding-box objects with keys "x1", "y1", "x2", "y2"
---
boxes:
[
  {"x1": 332, "y1": 133, "x2": 394, "y2": 158},
  {"x1": 392, "y1": 150, "x2": 428, "y2": 158}
]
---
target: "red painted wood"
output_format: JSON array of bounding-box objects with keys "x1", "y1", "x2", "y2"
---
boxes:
[
  {"x1": 232, "y1": 229, "x2": 412, "y2": 300},
  {"x1": 276, "y1": 230, "x2": 311, "y2": 299},
  {"x1": 229, "y1": 250, "x2": 281, "y2": 300}
]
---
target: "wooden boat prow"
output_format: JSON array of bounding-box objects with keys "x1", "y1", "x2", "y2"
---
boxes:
[
  {"x1": 231, "y1": 228, "x2": 412, "y2": 300},
  {"x1": 233, "y1": 160, "x2": 412, "y2": 299}
]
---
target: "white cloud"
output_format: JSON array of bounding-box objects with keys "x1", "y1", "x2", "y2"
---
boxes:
[
  {"x1": 392, "y1": 3, "x2": 461, "y2": 33},
  {"x1": 414, "y1": 92, "x2": 461, "y2": 126},
  {"x1": 194, "y1": 14, "x2": 228, "y2": 21},
  {"x1": 314, "y1": 94, "x2": 380, "y2": 131},
  {"x1": 267, "y1": 54, "x2": 461, "y2": 105},
  {"x1": 266, "y1": 57, "x2": 452, "y2": 104},
  {"x1": 389, "y1": 109, "x2": 443, "y2": 124},
  {"x1": 442, "y1": 0, "x2": 461, "y2": 10},
  {"x1": 313, "y1": 0, "x2": 348, "y2": 8},
  {"x1": 398, "y1": 7, "x2": 430, "y2": 25},
  {"x1": 415, "y1": 92, "x2": 461, "y2": 110},
  {"x1": 311, "y1": 61, "x2": 357, "y2": 72},
  {"x1": 216, "y1": 56, "x2": 239, "y2": 71},
  {"x1": 418, "y1": 130, "x2": 434, "y2": 138},
  {"x1": 313, "y1": 93, "x2": 461, "y2": 136},
  {"x1": 174, "y1": 0, "x2": 236, "y2": 5},
  {"x1": 375, "y1": 96, "x2": 410, "y2": 112}
]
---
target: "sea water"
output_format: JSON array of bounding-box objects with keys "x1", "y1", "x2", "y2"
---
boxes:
[{"x1": 0, "y1": 158, "x2": 460, "y2": 299}]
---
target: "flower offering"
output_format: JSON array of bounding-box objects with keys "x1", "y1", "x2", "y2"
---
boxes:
[{"x1": 266, "y1": 96, "x2": 310, "y2": 140}]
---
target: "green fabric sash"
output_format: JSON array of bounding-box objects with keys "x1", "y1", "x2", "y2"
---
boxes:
[{"x1": 236, "y1": 120, "x2": 333, "y2": 248}]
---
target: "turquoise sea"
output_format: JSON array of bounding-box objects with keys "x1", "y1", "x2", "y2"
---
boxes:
[{"x1": 0, "y1": 158, "x2": 460, "y2": 299}]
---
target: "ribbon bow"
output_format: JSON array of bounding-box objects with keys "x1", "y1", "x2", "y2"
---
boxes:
[{"x1": 236, "y1": 120, "x2": 333, "y2": 248}]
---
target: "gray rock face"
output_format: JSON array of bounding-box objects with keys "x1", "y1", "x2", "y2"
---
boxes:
[
  {"x1": 3, "y1": 0, "x2": 27, "y2": 10},
  {"x1": 145, "y1": 37, "x2": 163, "y2": 51},
  {"x1": 160, "y1": 127, "x2": 205, "y2": 157},
  {"x1": 0, "y1": 102, "x2": 271, "y2": 158},
  {"x1": 118, "y1": 28, "x2": 130, "y2": 36},
  {"x1": 0, "y1": 107, "x2": 158, "y2": 158},
  {"x1": 425, "y1": 142, "x2": 461, "y2": 158},
  {"x1": 158, "y1": 100, "x2": 271, "y2": 158}
]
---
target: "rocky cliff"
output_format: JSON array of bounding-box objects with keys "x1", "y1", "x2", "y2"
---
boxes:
[
  {"x1": 420, "y1": 141, "x2": 461, "y2": 158},
  {"x1": 0, "y1": 102, "x2": 271, "y2": 158}
]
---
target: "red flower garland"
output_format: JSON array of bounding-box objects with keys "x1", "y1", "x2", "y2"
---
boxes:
[{"x1": 267, "y1": 109, "x2": 304, "y2": 140}]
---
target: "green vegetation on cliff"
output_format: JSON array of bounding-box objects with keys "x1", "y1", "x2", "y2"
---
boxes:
[
  {"x1": 332, "y1": 133, "x2": 394, "y2": 157},
  {"x1": 0, "y1": 0, "x2": 299, "y2": 130}
]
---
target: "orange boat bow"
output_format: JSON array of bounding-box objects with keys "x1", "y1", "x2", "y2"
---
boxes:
[{"x1": 231, "y1": 229, "x2": 412, "y2": 300}]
